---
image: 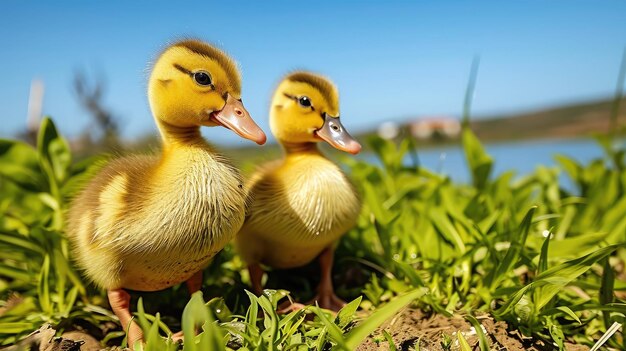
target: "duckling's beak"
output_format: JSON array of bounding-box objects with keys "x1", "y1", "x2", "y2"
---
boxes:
[
  {"x1": 315, "y1": 113, "x2": 361, "y2": 154},
  {"x1": 211, "y1": 94, "x2": 267, "y2": 145}
]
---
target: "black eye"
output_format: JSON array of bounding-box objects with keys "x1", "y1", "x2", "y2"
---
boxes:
[
  {"x1": 193, "y1": 71, "x2": 212, "y2": 86},
  {"x1": 298, "y1": 96, "x2": 312, "y2": 108}
]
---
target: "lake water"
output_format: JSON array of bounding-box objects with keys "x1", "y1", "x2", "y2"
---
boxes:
[{"x1": 360, "y1": 138, "x2": 617, "y2": 187}]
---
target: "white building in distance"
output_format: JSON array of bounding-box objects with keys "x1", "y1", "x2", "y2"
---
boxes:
[{"x1": 409, "y1": 117, "x2": 461, "y2": 140}]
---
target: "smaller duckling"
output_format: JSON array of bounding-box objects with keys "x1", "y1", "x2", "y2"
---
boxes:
[
  {"x1": 67, "y1": 39, "x2": 266, "y2": 345},
  {"x1": 236, "y1": 71, "x2": 361, "y2": 311}
]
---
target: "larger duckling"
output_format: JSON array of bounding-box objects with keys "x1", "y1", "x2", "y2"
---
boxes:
[
  {"x1": 236, "y1": 71, "x2": 361, "y2": 311},
  {"x1": 67, "y1": 39, "x2": 266, "y2": 344}
]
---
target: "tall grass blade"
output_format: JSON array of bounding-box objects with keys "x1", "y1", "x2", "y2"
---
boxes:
[
  {"x1": 462, "y1": 56, "x2": 481, "y2": 127},
  {"x1": 311, "y1": 306, "x2": 349, "y2": 350},
  {"x1": 457, "y1": 331, "x2": 472, "y2": 351},
  {"x1": 243, "y1": 290, "x2": 260, "y2": 343},
  {"x1": 0, "y1": 322, "x2": 35, "y2": 334},
  {"x1": 0, "y1": 232, "x2": 46, "y2": 254},
  {"x1": 0, "y1": 264, "x2": 31, "y2": 281},
  {"x1": 382, "y1": 330, "x2": 398, "y2": 351},
  {"x1": 555, "y1": 306, "x2": 581, "y2": 324},
  {"x1": 37, "y1": 254, "x2": 51, "y2": 314},
  {"x1": 462, "y1": 128, "x2": 493, "y2": 190},
  {"x1": 256, "y1": 294, "x2": 280, "y2": 351},
  {"x1": 548, "y1": 323, "x2": 565, "y2": 350},
  {"x1": 335, "y1": 296, "x2": 362, "y2": 329},
  {"x1": 145, "y1": 313, "x2": 163, "y2": 351},
  {"x1": 464, "y1": 315, "x2": 489, "y2": 351},
  {"x1": 429, "y1": 208, "x2": 466, "y2": 252},
  {"x1": 135, "y1": 297, "x2": 151, "y2": 332},
  {"x1": 610, "y1": 46, "x2": 626, "y2": 137},
  {"x1": 489, "y1": 207, "x2": 536, "y2": 290},
  {"x1": 600, "y1": 257, "x2": 615, "y2": 328},
  {"x1": 538, "y1": 232, "x2": 550, "y2": 275}
]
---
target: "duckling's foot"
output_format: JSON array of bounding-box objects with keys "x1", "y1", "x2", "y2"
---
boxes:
[
  {"x1": 107, "y1": 289, "x2": 144, "y2": 349},
  {"x1": 171, "y1": 330, "x2": 184, "y2": 341},
  {"x1": 307, "y1": 292, "x2": 346, "y2": 312},
  {"x1": 277, "y1": 300, "x2": 306, "y2": 314},
  {"x1": 171, "y1": 326, "x2": 201, "y2": 342}
]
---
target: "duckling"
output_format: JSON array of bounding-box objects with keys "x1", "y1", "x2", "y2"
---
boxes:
[
  {"x1": 236, "y1": 71, "x2": 361, "y2": 311},
  {"x1": 66, "y1": 39, "x2": 266, "y2": 345}
]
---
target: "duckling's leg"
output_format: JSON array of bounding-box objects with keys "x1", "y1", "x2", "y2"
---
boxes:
[
  {"x1": 248, "y1": 263, "x2": 264, "y2": 295},
  {"x1": 185, "y1": 270, "x2": 203, "y2": 294},
  {"x1": 171, "y1": 271, "x2": 204, "y2": 341},
  {"x1": 309, "y1": 246, "x2": 346, "y2": 311},
  {"x1": 108, "y1": 289, "x2": 143, "y2": 348}
]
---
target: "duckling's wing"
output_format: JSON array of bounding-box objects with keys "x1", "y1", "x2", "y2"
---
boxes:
[
  {"x1": 66, "y1": 155, "x2": 158, "y2": 248},
  {"x1": 243, "y1": 159, "x2": 282, "y2": 219}
]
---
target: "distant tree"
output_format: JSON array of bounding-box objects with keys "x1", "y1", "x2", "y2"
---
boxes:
[{"x1": 73, "y1": 70, "x2": 121, "y2": 152}]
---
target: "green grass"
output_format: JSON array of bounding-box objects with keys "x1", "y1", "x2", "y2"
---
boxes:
[{"x1": 1, "y1": 114, "x2": 626, "y2": 350}]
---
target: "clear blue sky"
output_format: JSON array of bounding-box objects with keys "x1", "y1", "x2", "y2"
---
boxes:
[{"x1": 1, "y1": 1, "x2": 625, "y2": 146}]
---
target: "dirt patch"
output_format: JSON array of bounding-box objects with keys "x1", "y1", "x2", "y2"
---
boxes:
[
  {"x1": 4, "y1": 310, "x2": 593, "y2": 351},
  {"x1": 1, "y1": 324, "x2": 85, "y2": 351},
  {"x1": 356, "y1": 308, "x2": 589, "y2": 351}
]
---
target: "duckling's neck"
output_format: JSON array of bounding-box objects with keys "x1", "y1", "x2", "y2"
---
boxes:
[
  {"x1": 156, "y1": 120, "x2": 206, "y2": 151},
  {"x1": 280, "y1": 141, "x2": 321, "y2": 155}
]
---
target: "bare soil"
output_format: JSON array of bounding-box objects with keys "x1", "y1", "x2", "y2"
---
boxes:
[{"x1": 356, "y1": 308, "x2": 590, "y2": 351}]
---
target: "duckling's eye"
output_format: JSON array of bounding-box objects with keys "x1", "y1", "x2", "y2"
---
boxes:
[
  {"x1": 298, "y1": 96, "x2": 312, "y2": 108},
  {"x1": 193, "y1": 71, "x2": 212, "y2": 87}
]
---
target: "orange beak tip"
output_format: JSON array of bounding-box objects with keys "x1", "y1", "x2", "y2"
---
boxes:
[
  {"x1": 256, "y1": 134, "x2": 267, "y2": 145},
  {"x1": 349, "y1": 144, "x2": 362, "y2": 155}
]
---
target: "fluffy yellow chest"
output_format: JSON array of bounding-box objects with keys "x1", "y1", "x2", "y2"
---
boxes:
[
  {"x1": 109, "y1": 148, "x2": 245, "y2": 253},
  {"x1": 146, "y1": 148, "x2": 245, "y2": 249},
  {"x1": 278, "y1": 156, "x2": 359, "y2": 240},
  {"x1": 239, "y1": 153, "x2": 360, "y2": 267}
]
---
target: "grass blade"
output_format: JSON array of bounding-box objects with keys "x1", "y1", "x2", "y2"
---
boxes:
[
  {"x1": 182, "y1": 292, "x2": 224, "y2": 351},
  {"x1": 462, "y1": 56, "x2": 480, "y2": 127},
  {"x1": 37, "y1": 254, "x2": 51, "y2": 314},
  {"x1": 497, "y1": 244, "x2": 622, "y2": 315},
  {"x1": 489, "y1": 206, "x2": 536, "y2": 290},
  {"x1": 0, "y1": 322, "x2": 36, "y2": 334},
  {"x1": 600, "y1": 257, "x2": 615, "y2": 328},
  {"x1": 464, "y1": 315, "x2": 489, "y2": 351},
  {"x1": 311, "y1": 306, "x2": 349, "y2": 350},
  {"x1": 0, "y1": 264, "x2": 31, "y2": 281},
  {"x1": 344, "y1": 287, "x2": 428, "y2": 349},
  {"x1": 609, "y1": 46, "x2": 626, "y2": 137},
  {"x1": 335, "y1": 295, "x2": 362, "y2": 329},
  {"x1": 457, "y1": 331, "x2": 472, "y2": 351},
  {"x1": 555, "y1": 306, "x2": 581, "y2": 324},
  {"x1": 382, "y1": 330, "x2": 398, "y2": 351},
  {"x1": 0, "y1": 232, "x2": 45, "y2": 255}
]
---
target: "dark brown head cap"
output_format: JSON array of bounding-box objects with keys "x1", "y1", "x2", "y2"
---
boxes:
[
  {"x1": 171, "y1": 39, "x2": 241, "y2": 93},
  {"x1": 284, "y1": 71, "x2": 338, "y2": 112}
]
